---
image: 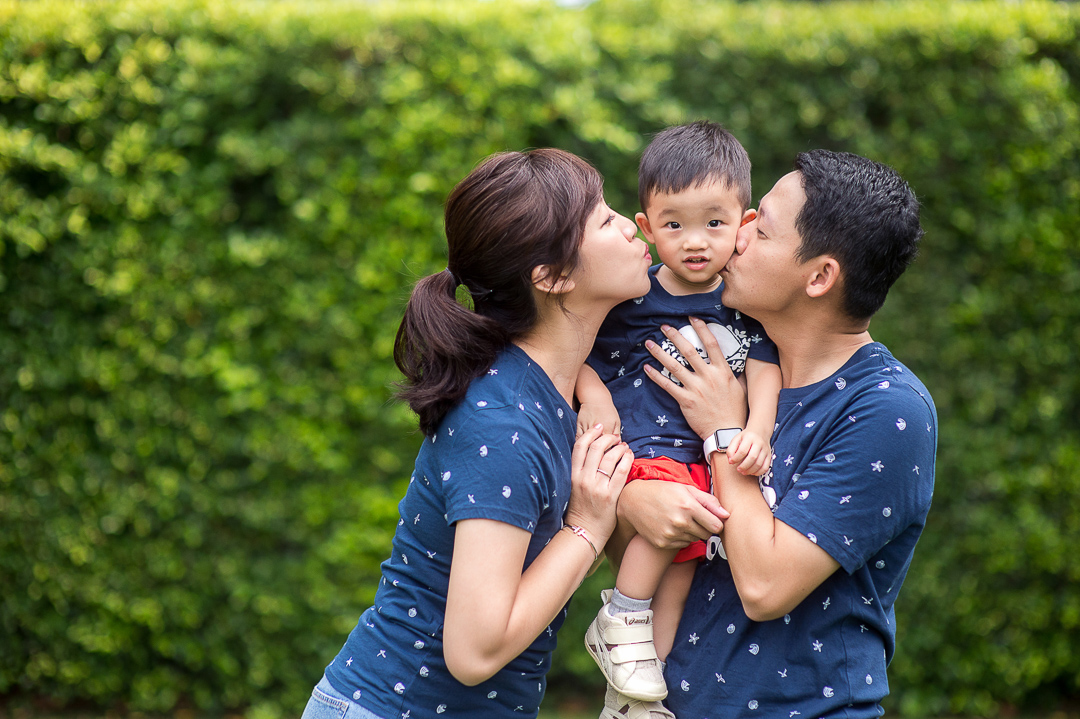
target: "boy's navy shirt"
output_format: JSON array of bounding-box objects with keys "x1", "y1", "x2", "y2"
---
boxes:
[
  {"x1": 664, "y1": 342, "x2": 937, "y2": 719},
  {"x1": 325, "y1": 345, "x2": 576, "y2": 719},
  {"x1": 587, "y1": 264, "x2": 779, "y2": 463}
]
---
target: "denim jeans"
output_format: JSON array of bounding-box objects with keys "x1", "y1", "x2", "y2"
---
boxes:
[{"x1": 300, "y1": 675, "x2": 388, "y2": 719}]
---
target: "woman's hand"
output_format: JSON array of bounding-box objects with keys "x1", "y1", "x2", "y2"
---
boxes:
[
  {"x1": 565, "y1": 424, "x2": 632, "y2": 548},
  {"x1": 643, "y1": 317, "x2": 749, "y2": 438}
]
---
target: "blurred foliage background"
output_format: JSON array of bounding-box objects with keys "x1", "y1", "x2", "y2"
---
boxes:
[{"x1": 0, "y1": 0, "x2": 1078, "y2": 717}]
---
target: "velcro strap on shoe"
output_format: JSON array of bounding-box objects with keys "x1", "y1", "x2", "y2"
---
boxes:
[
  {"x1": 603, "y1": 623, "x2": 654, "y2": 645},
  {"x1": 628, "y1": 701, "x2": 675, "y2": 719},
  {"x1": 609, "y1": 641, "x2": 659, "y2": 664},
  {"x1": 625, "y1": 701, "x2": 674, "y2": 719}
]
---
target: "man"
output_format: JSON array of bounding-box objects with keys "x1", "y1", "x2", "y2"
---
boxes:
[{"x1": 613, "y1": 150, "x2": 937, "y2": 719}]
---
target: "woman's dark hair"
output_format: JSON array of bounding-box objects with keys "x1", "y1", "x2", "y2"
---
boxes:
[{"x1": 394, "y1": 148, "x2": 604, "y2": 435}]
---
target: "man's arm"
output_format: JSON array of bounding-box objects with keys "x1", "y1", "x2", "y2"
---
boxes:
[
  {"x1": 708, "y1": 453, "x2": 839, "y2": 621},
  {"x1": 643, "y1": 318, "x2": 838, "y2": 621}
]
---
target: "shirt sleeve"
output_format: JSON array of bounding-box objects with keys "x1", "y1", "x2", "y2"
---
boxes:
[
  {"x1": 439, "y1": 407, "x2": 554, "y2": 533},
  {"x1": 773, "y1": 385, "x2": 936, "y2": 574},
  {"x1": 743, "y1": 314, "x2": 779, "y2": 365}
]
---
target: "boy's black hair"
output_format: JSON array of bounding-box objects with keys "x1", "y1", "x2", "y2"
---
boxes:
[
  {"x1": 638, "y1": 120, "x2": 751, "y2": 213},
  {"x1": 793, "y1": 149, "x2": 923, "y2": 320}
]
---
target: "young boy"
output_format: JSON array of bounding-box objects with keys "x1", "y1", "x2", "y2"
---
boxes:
[{"x1": 577, "y1": 121, "x2": 783, "y2": 708}]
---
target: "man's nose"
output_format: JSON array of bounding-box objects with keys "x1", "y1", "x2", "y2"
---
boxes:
[{"x1": 735, "y1": 223, "x2": 752, "y2": 255}]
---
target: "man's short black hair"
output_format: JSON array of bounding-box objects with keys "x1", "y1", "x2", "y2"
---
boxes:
[
  {"x1": 638, "y1": 120, "x2": 751, "y2": 213},
  {"x1": 793, "y1": 150, "x2": 923, "y2": 320}
]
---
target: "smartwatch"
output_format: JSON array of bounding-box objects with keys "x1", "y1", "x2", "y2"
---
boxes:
[{"x1": 703, "y1": 428, "x2": 743, "y2": 460}]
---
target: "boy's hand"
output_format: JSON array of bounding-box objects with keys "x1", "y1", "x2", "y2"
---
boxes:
[
  {"x1": 726, "y1": 429, "x2": 772, "y2": 476},
  {"x1": 576, "y1": 400, "x2": 622, "y2": 439}
]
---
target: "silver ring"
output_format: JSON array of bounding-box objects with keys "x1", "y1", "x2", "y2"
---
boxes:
[{"x1": 595, "y1": 468, "x2": 611, "y2": 478}]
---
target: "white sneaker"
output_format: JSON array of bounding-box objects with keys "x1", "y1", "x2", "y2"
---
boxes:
[
  {"x1": 599, "y1": 684, "x2": 675, "y2": 719},
  {"x1": 584, "y1": 589, "x2": 668, "y2": 702}
]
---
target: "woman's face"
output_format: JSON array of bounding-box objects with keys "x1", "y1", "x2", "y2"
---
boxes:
[{"x1": 570, "y1": 200, "x2": 653, "y2": 307}]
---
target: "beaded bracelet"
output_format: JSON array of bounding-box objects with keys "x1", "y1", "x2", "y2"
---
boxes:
[{"x1": 563, "y1": 524, "x2": 599, "y2": 561}]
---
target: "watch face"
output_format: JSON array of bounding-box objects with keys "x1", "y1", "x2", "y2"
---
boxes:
[{"x1": 715, "y1": 428, "x2": 741, "y2": 450}]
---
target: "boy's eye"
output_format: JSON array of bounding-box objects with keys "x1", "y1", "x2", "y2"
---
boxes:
[
  {"x1": 665, "y1": 221, "x2": 681, "y2": 230},
  {"x1": 707, "y1": 220, "x2": 722, "y2": 228}
]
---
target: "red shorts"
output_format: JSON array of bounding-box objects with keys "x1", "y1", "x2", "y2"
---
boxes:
[{"x1": 626, "y1": 456, "x2": 711, "y2": 563}]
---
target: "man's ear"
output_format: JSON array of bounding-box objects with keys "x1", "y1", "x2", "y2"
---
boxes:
[
  {"x1": 531, "y1": 264, "x2": 576, "y2": 295},
  {"x1": 635, "y1": 212, "x2": 656, "y2": 245},
  {"x1": 805, "y1": 256, "x2": 841, "y2": 300}
]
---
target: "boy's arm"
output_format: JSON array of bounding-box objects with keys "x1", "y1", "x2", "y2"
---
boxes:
[
  {"x1": 726, "y1": 358, "x2": 782, "y2": 475},
  {"x1": 575, "y1": 363, "x2": 621, "y2": 437}
]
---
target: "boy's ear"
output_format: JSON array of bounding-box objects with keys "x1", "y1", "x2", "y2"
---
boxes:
[
  {"x1": 531, "y1": 264, "x2": 575, "y2": 295},
  {"x1": 740, "y1": 208, "x2": 757, "y2": 227},
  {"x1": 635, "y1": 212, "x2": 656, "y2": 244},
  {"x1": 805, "y1": 256, "x2": 841, "y2": 300}
]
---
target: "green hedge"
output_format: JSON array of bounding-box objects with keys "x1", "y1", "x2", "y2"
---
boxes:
[{"x1": 1, "y1": 1, "x2": 1078, "y2": 716}]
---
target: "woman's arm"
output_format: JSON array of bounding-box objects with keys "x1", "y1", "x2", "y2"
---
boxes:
[{"x1": 443, "y1": 427, "x2": 631, "y2": 685}]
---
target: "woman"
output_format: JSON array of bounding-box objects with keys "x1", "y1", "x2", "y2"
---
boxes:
[{"x1": 301, "y1": 148, "x2": 654, "y2": 719}]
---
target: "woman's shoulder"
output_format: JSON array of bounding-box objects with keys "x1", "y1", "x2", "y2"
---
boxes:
[{"x1": 435, "y1": 346, "x2": 572, "y2": 444}]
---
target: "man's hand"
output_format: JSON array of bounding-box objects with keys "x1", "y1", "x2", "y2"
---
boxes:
[{"x1": 643, "y1": 317, "x2": 749, "y2": 438}]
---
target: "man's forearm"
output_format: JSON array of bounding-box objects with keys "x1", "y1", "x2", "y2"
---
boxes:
[{"x1": 710, "y1": 455, "x2": 839, "y2": 622}]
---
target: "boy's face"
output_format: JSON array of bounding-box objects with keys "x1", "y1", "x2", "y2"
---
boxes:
[{"x1": 636, "y1": 179, "x2": 751, "y2": 294}]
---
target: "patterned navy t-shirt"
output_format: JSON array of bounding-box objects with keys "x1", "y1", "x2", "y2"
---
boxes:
[
  {"x1": 324, "y1": 345, "x2": 577, "y2": 719},
  {"x1": 587, "y1": 264, "x2": 779, "y2": 464},
  {"x1": 664, "y1": 342, "x2": 937, "y2": 719}
]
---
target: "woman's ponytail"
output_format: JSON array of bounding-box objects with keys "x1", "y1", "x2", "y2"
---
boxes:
[
  {"x1": 394, "y1": 270, "x2": 510, "y2": 435},
  {"x1": 393, "y1": 149, "x2": 604, "y2": 435}
]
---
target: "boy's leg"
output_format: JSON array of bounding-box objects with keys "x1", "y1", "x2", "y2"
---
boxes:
[
  {"x1": 615, "y1": 533, "x2": 680, "y2": 602},
  {"x1": 585, "y1": 534, "x2": 678, "y2": 702},
  {"x1": 649, "y1": 559, "x2": 696, "y2": 661}
]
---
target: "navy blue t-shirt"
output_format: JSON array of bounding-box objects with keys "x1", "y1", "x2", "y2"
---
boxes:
[
  {"x1": 324, "y1": 345, "x2": 577, "y2": 719},
  {"x1": 587, "y1": 265, "x2": 778, "y2": 464},
  {"x1": 664, "y1": 343, "x2": 937, "y2": 719}
]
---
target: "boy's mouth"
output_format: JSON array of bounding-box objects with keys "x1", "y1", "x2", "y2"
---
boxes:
[{"x1": 684, "y1": 256, "x2": 710, "y2": 270}]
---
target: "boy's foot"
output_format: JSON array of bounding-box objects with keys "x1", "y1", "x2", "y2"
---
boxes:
[
  {"x1": 585, "y1": 590, "x2": 668, "y2": 701},
  {"x1": 599, "y1": 684, "x2": 675, "y2": 719}
]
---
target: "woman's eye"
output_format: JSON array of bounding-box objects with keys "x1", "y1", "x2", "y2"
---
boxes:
[{"x1": 602, "y1": 214, "x2": 616, "y2": 227}]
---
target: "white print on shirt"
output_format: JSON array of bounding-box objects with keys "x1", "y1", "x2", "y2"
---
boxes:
[{"x1": 660, "y1": 322, "x2": 748, "y2": 386}]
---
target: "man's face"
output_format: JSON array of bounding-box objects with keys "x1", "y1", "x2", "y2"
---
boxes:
[{"x1": 720, "y1": 171, "x2": 809, "y2": 318}]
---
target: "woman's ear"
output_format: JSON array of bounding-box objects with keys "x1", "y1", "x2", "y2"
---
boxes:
[
  {"x1": 805, "y1": 256, "x2": 841, "y2": 300},
  {"x1": 531, "y1": 264, "x2": 576, "y2": 295}
]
